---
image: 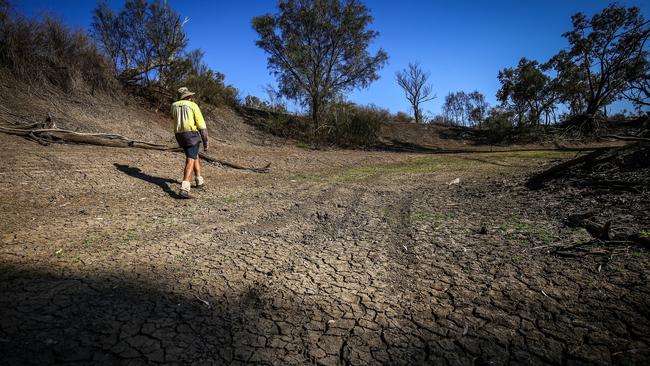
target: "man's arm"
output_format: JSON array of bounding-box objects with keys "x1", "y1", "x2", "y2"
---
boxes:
[{"x1": 193, "y1": 103, "x2": 209, "y2": 151}]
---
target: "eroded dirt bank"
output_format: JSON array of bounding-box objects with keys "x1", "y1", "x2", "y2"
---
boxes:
[{"x1": 1, "y1": 135, "x2": 649, "y2": 365}]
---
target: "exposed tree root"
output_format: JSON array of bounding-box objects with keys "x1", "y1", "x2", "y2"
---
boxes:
[{"x1": 562, "y1": 211, "x2": 650, "y2": 252}]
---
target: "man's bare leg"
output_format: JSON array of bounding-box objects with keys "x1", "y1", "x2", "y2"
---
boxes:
[
  {"x1": 193, "y1": 156, "x2": 201, "y2": 178},
  {"x1": 179, "y1": 158, "x2": 194, "y2": 197},
  {"x1": 193, "y1": 156, "x2": 205, "y2": 188},
  {"x1": 183, "y1": 158, "x2": 194, "y2": 182}
]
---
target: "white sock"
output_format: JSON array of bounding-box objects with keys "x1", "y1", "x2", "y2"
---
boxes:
[
  {"x1": 195, "y1": 176, "x2": 204, "y2": 185},
  {"x1": 181, "y1": 180, "x2": 191, "y2": 191}
]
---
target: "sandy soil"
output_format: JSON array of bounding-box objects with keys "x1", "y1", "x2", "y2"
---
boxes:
[{"x1": 1, "y1": 132, "x2": 649, "y2": 365}]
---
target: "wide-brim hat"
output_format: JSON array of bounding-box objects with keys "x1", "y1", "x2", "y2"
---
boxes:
[{"x1": 178, "y1": 87, "x2": 195, "y2": 99}]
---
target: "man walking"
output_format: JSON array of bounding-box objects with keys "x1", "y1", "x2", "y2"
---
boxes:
[{"x1": 172, "y1": 87, "x2": 208, "y2": 198}]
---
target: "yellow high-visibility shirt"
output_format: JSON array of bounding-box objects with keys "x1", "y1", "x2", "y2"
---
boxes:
[
  {"x1": 171, "y1": 100, "x2": 208, "y2": 147},
  {"x1": 171, "y1": 100, "x2": 206, "y2": 133}
]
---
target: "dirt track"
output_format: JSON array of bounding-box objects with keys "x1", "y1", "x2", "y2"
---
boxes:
[{"x1": 1, "y1": 134, "x2": 649, "y2": 365}]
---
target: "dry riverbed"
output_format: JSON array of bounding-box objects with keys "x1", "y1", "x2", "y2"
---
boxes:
[{"x1": 1, "y1": 134, "x2": 649, "y2": 365}]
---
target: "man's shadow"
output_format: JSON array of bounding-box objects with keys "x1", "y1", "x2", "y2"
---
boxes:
[{"x1": 114, "y1": 163, "x2": 183, "y2": 199}]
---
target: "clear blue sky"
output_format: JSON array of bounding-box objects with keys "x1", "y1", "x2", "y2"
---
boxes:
[{"x1": 16, "y1": 0, "x2": 650, "y2": 115}]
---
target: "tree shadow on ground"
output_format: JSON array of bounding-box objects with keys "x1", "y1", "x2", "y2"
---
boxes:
[
  {"x1": 0, "y1": 264, "x2": 456, "y2": 365},
  {"x1": 0, "y1": 264, "x2": 278, "y2": 364},
  {"x1": 1, "y1": 262, "x2": 647, "y2": 365},
  {"x1": 114, "y1": 163, "x2": 182, "y2": 199}
]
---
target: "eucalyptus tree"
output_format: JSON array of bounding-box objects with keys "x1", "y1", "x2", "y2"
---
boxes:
[
  {"x1": 252, "y1": 0, "x2": 388, "y2": 126},
  {"x1": 92, "y1": 0, "x2": 188, "y2": 86},
  {"x1": 549, "y1": 4, "x2": 649, "y2": 122},
  {"x1": 497, "y1": 58, "x2": 558, "y2": 127}
]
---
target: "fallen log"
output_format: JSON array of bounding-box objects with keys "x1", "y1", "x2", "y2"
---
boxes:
[
  {"x1": 600, "y1": 134, "x2": 650, "y2": 142},
  {"x1": 527, "y1": 149, "x2": 608, "y2": 186},
  {"x1": 0, "y1": 125, "x2": 270, "y2": 173}
]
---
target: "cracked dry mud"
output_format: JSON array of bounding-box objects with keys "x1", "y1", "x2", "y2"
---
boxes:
[{"x1": 1, "y1": 137, "x2": 649, "y2": 365}]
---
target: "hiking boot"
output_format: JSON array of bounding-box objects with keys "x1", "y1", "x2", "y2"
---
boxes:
[
  {"x1": 195, "y1": 176, "x2": 205, "y2": 190},
  {"x1": 179, "y1": 180, "x2": 192, "y2": 198}
]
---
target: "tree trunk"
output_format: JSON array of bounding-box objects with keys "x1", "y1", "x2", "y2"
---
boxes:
[
  {"x1": 413, "y1": 103, "x2": 420, "y2": 124},
  {"x1": 311, "y1": 97, "x2": 320, "y2": 128},
  {"x1": 585, "y1": 99, "x2": 601, "y2": 118}
]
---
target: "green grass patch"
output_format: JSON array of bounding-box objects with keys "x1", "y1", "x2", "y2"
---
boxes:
[
  {"x1": 334, "y1": 150, "x2": 578, "y2": 183},
  {"x1": 409, "y1": 209, "x2": 438, "y2": 224},
  {"x1": 124, "y1": 228, "x2": 139, "y2": 241},
  {"x1": 499, "y1": 220, "x2": 556, "y2": 244},
  {"x1": 639, "y1": 230, "x2": 650, "y2": 238},
  {"x1": 288, "y1": 172, "x2": 325, "y2": 182},
  {"x1": 334, "y1": 156, "x2": 469, "y2": 182},
  {"x1": 291, "y1": 150, "x2": 579, "y2": 184},
  {"x1": 295, "y1": 141, "x2": 312, "y2": 150},
  {"x1": 221, "y1": 190, "x2": 257, "y2": 203},
  {"x1": 408, "y1": 208, "x2": 456, "y2": 226},
  {"x1": 82, "y1": 237, "x2": 95, "y2": 248},
  {"x1": 222, "y1": 194, "x2": 239, "y2": 203}
]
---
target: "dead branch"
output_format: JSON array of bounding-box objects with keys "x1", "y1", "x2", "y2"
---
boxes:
[
  {"x1": 196, "y1": 152, "x2": 271, "y2": 173},
  {"x1": 0, "y1": 124, "x2": 270, "y2": 173},
  {"x1": 527, "y1": 149, "x2": 608, "y2": 185},
  {"x1": 600, "y1": 134, "x2": 650, "y2": 142}
]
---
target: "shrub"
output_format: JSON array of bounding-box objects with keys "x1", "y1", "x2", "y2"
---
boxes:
[
  {"x1": 184, "y1": 70, "x2": 239, "y2": 107},
  {"x1": 245, "y1": 102, "x2": 385, "y2": 148},
  {"x1": 265, "y1": 112, "x2": 310, "y2": 139},
  {"x1": 244, "y1": 95, "x2": 270, "y2": 110},
  {"x1": 392, "y1": 111, "x2": 413, "y2": 123},
  {"x1": 483, "y1": 108, "x2": 516, "y2": 143},
  {"x1": 325, "y1": 103, "x2": 388, "y2": 147},
  {"x1": 0, "y1": 12, "x2": 117, "y2": 94}
]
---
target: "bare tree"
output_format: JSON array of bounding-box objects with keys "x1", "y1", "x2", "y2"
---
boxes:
[{"x1": 396, "y1": 62, "x2": 436, "y2": 123}]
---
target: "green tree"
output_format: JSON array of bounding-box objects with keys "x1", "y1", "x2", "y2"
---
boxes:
[
  {"x1": 396, "y1": 62, "x2": 435, "y2": 124},
  {"x1": 623, "y1": 59, "x2": 650, "y2": 109},
  {"x1": 182, "y1": 49, "x2": 239, "y2": 106},
  {"x1": 91, "y1": 2, "x2": 125, "y2": 71},
  {"x1": 549, "y1": 4, "x2": 649, "y2": 121},
  {"x1": 441, "y1": 91, "x2": 488, "y2": 127},
  {"x1": 252, "y1": 0, "x2": 388, "y2": 126},
  {"x1": 466, "y1": 91, "x2": 489, "y2": 127},
  {"x1": 442, "y1": 91, "x2": 466, "y2": 126},
  {"x1": 497, "y1": 58, "x2": 558, "y2": 127},
  {"x1": 244, "y1": 95, "x2": 270, "y2": 110},
  {"x1": 92, "y1": 0, "x2": 188, "y2": 87}
]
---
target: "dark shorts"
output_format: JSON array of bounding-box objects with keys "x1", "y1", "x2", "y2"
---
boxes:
[{"x1": 183, "y1": 142, "x2": 201, "y2": 159}]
